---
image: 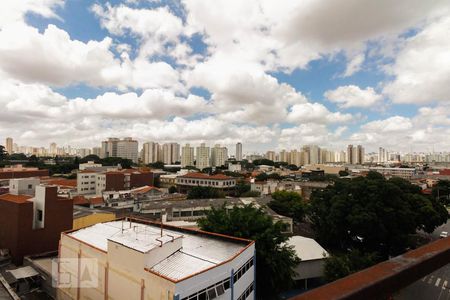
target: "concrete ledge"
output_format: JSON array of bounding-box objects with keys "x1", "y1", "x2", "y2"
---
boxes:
[{"x1": 290, "y1": 237, "x2": 450, "y2": 300}]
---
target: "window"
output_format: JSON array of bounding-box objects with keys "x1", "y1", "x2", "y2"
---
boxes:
[
  {"x1": 180, "y1": 211, "x2": 192, "y2": 217},
  {"x1": 206, "y1": 288, "x2": 217, "y2": 299},
  {"x1": 173, "y1": 211, "x2": 180, "y2": 217},
  {"x1": 28, "y1": 184, "x2": 33, "y2": 189},
  {"x1": 37, "y1": 209, "x2": 43, "y2": 222}
]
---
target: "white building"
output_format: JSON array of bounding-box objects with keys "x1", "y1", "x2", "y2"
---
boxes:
[
  {"x1": 162, "y1": 143, "x2": 180, "y2": 164},
  {"x1": 79, "y1": 161, "x2": 102, "y2": 171},
  {"x1": 101, "y1": 137, "x2": 139, "y2": 163},
  {"x1": 9, "y1": 178, "x2": 40, "y2": 196},
  {"x1": 211, "y1": 144, "x2": 228, "y2": 167},
  {"x1": 196, "y1": 143, "x2": 210, "y2": 170},
  {"x1": 58, "y1": 219, "x2": 255, "y2": 300},
  {"x1": 143, "y1": 142, "x2": 161, "y2": 164},
  {"x1": 5, "y1": 137, "x2": 13, "y2": 154},
  {"x1": 287, "y1": 236, "x2": 329, "y2": 283},
  {"x1": 181, "y1": 144, "x2": 195, "y2": 167},
  {"x1": 236, "y1": 142, "x2": 243, "y2": 161}
]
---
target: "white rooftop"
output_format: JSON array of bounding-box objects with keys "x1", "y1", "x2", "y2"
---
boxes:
[
  {"x1": 68, "y1": 220, "x2": 248, "y2": 281},
  {"x1": 287, "y1": 236, "x2": 329, "y2": 261}
]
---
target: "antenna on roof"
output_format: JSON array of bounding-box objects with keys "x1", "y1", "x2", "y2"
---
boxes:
[
  {"x1": 160, "y1": 211, "x2": 163, "y2": 237},
  {"x1": 121, "y1": 219, "x2": 124, "y2": 234}
]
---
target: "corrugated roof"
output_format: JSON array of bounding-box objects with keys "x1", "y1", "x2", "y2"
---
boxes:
[
  {"x1": 287, "y1": 236, "x2": 329, "y2": 261},
  {"x1": 68, "y1": 220, "x2": 248, "y2": 281}
]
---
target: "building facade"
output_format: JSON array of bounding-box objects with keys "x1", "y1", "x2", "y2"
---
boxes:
[
  {"x1": 176, "y1": 172, "x2": 236, "y2": 194},
  {"x1": 58, "y1": 219, "x2": 255, "y2": 300},
  {"x1": 181, "y1": 144, "x2": 195, "y2": 167},
  {"x1": 101, "y1": 137, "x2": 139, "y2": 163},
  {"x1": 196, "y1": 143, "x2": 210, "y2": 170},
  {"x1": 211, "y1": 144, "x2": 228, "y2": 167},
  {"x1": 0, "y1": 183, "x2": 72, "y2": 264},
  {"x1": 236, "y1": 142, "x2": 243, "y2": 161}
]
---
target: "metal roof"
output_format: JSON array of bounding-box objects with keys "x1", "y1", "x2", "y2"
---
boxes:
[
  {"x1": 68, "y1": 220, "x2": 248, "y2": 281},
  {"x1": 287, "y1": 236, "x2": 329, "y2": 261}
]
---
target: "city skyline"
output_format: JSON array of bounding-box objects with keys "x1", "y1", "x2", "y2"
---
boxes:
[{"x1": 0, "y1": 1, "x2": 449, "y2": 153}]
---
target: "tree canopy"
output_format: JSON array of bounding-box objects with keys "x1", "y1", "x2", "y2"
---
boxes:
[
  {"x1": 187, "y1": 186, "x2": 225, "y2": 199},
  {"x1": 269, "y1": 190, "x2": 306, "y2": 223},
  {"x1": 432, "y1": 180, "x2": 450, "y2": 206},
  {"x1": 0, "y1": 145, "x2": 6, "y2": 161},
  {"x1": 198, "y1": 204, "x2": 300, "y2": 299},
  {"x1": 310, "y1": 171, "x2": 448, "y2": 258}
]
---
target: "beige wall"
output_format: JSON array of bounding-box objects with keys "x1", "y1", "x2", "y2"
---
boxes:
[{"x1": 58, "y1": 234, "x2": 176, "y2": 300}]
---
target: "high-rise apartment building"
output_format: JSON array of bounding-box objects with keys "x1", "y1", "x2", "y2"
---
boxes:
[
  {"x1": 196, "y1": 143, "x2": 210, "y2": 170},
  {"x1": 162, "y1": 143, "x2": 180, "y2": 164},
  {"x1": 5, "y1": 137, "x2": 13, "y2": 154},
  {"x1": 101, "y1": 137, "x2": 138, "y2": 163},
  {"x1": 266, "y1": 151, "x2": 276, "y2": 161},
  {"x1": 346, "y1": 145, "x2": 354, "y2": 164},
  {"x1": 211, "y1": 144, "x2": 228, "y2": 167},
  {"x1": 236, "y1": 142, "x2": 243, "y2": 161},
  {"x1": 181, "y1": 143, "x2": 195, "y2": 167},
  {"x1": 49, "y1": 143, "x2": 57, "y2": 156},
  {"x1": 143, "y1": 142, "x2": 160, "y2": 164},
  {"x1": 378, "y1": 147, "x2": 388, "y2": 163}
]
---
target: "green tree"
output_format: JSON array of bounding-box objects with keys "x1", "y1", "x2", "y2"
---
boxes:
[
  {"x1": 241, "y1": 190, "x2": 261, "y2": 197},
  {"x1": 432, "y1": 180, "x2": 450, "y2": 206},
  {"x1": 168, "y1": 186, "x2": 177, "y2": 194},
  {"x1": 338, "y1": 170, "x2": 349, "y2": 177},
  {"x1": 101, "y1": 157, "x2": 133, "y2": 168},
  {"x1": 148, "y1": 161, "x2": 165, "y2": 169},
  {"x1": 324, "y1": 250, "x2": 380, "y2": 282},
  {"x1": 253, "y1": 159, "x2": 275, "y2": 166},
  {"x1": 187, "y1": 186, "x2": 224, "y2": 199},
  {"x1": 269, "y1": 191, "x2": 306, "y2": 223},
  {"x1": 255, "y1": 173, "x2": 268, "y2": 181},
  {"x1": 309, "y1": 171, "x2": 448, "y2": 258},
  {"x1": 198, "y1": 204, "x2": 300, "y2": 299},
  {"x1": 235, "y1": 181, "x2": 251, "y2": 196},
  {"x1": 80, "y1": 154, "x2": 101, "y2": 163},
  {"x1": 0, "y1": 145, "x2": 6, "y2": 161}
]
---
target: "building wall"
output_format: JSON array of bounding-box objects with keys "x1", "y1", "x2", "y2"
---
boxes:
[
  {"x1": 59, "y1": 234, "x2": 177, "y2": 300},
  {"x1": 105, "y1": 173, "x2": 125, "y2": 191},
  {"x1": 72, "y1": 213, "x2": 116, "y2": 230},
  {"x1": 0, "y1": 186, "x2": 72, "y2": 265},
  {"x1": 130, "y1": 172, "x2": 154, "y2": 188}
]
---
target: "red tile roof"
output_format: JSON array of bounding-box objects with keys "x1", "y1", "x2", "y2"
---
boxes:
[
  {"x1": 0, "y1": 194, "x2": 33, "y2": 204},
  {"x1": 43, "y1": 179, "x2": 77, "y2": 188},
  {"x1": 89, "y1": 197, "x2": 104, "y2": 205},
  {"x1": 439, "y1": 169, "x2": 450, "y2": 175},
  {"x1": 178, "y1": 172, "x2": 234, "y2": 180},
  {"x1": 132, "y1": 186, "x2": 160, "y2": 194},
  {"x1": 79, "y1": 170, "x2": 97, "y2": 174},
  {"x1": 72, "y1": 196, "x2": 89, "y2": 205}
]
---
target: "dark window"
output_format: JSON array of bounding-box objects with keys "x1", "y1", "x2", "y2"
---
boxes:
[
  {"x1": 197, "y1": 292, "x2": 206, "y2": 300},
  {"x1": 181, "y1": 211, "x2": 192, "y2": 217},
  {"x1": 216, "y1": 284, "x2": 225, "y2": 295},
  {"x1": 28, "y1": 184, "x2": 32, "y2": 189},
  {"x1": 207, "y1": 288, "x2": 217, "y2": 299},
  {"x1": 224, "y1": 279, "x2": 230, "y2": 290},
  {"x1": 173, "y1": 211, "x2": 180, "y2": 217},
  {"x1": 37, "y1": 209, "x2": 43, "y2": 221}
]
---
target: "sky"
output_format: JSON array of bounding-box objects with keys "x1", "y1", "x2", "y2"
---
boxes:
[{"x1": 0, "y1": 0, "x2": 449, "y2": 154}]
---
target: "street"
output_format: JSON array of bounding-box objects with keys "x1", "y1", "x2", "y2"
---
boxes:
[{"x1": 395, "y1": 264, "x2": 450, "y2": 300}]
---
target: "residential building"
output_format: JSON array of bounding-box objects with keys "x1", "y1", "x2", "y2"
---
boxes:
[
  {"x1": 101, "y1": 137, "x2": 139, "y2": 163},
  {"x1": 79, "y1": 161, "x2": 102, "y2": 171},
  {"x1": 92, "y1": 147, "x2": 102, "y2": 157},
  {"x1": 0, "y1": 165, "x2": 49, "y2": 185},
  {"x1": 162, "y1": 143, "x2": 180, "y2": 164},
  {"x1": 77, "y1": 169, "x2": 154, "y2": 195},
  {"x1": 211, "y1": 144, "x2": 228, "y2": 167},
  {"x1": 0, "y1": 182, "x2": 72, "y2": 264},
  {"x1": 181, "y1": 144, "x2": 195, "y2": 167},
  {"x1": 378, "y1": 147, "x2": 388, "y2": 163},
  {"x1": 176, "y1": 172, "x2": 236, "y2": 194},
  {"x1": 58, "y1": 218, "x2": 255, "y2": 300},
  {"x1": 143, "y1": 142, "x2": 161, "y2": 164},
  {"x1": 266, "y1": 151, "x2": 276, "y2": 161},
  {"x1": 49, "y1": 143, "x2": 57, "y2": 156},
  {"x1": 347, "y1": 145, "x2": 354, "y2": 164},
  {"x1": 287, "y1": 236, "x2": 329, "y2": 283},
  {"x1": 369, "y1": 167, "x2": 416, "y2": 180},
  {"x1": 236, "y1": 142, "x2": 243, "y2": 161},
  {"x1": 5, "y1": 137, "x2": 13, "y2": 154},
  {"x1": 196, "y1": 143, "x2": 210, "y2": 170}
]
